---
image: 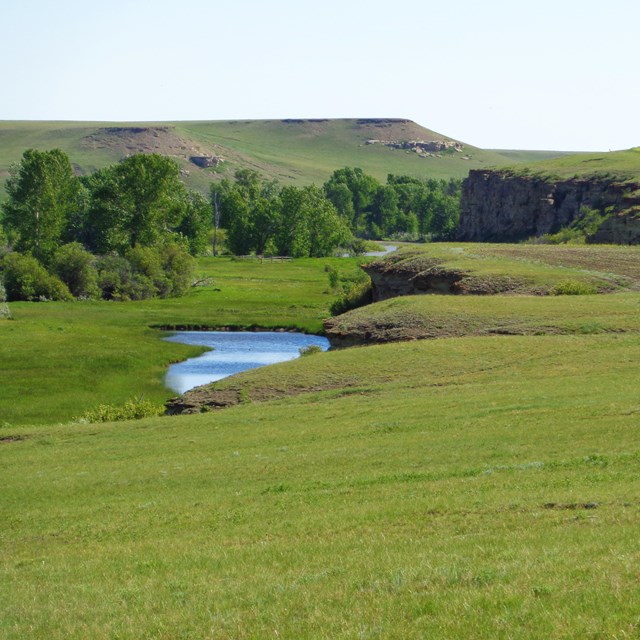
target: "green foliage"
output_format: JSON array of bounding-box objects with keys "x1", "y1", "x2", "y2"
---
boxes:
[
  {"x1": 323, "y1": 169, "x2": 462, "y2": 240},
  {"x1": 95, "y1": 244, "x2": 194, "y2": 301},
  {"x1": 299, "y1": 344, "x2": 323, "y2": 356},
  {"x1": 330, "y1": 278, "x2": 373, "y2": 315},
  {"x1": 551, "y1": 279, "x2": 598, "y2": 296},
  {"x1": 1, "y1": 252, "x2": 72, "y2": 301},
  {"x1": 533, "y1": 207, "x2": 611, "y2": 245},
  {"x1": 51, "y1": 242, "x2": 100, "y2": 299},
  {"x1": 2, "y1": 149, "x2": 82, "y2": 264},
  {"x1": 74, "y1": 397, "x2": 165, "y2": 423},
  {"x1": 325, "y1": 264, "x2": 340, "y2": 290},
  {"x1": 84, "y1": 154, "x2": 188, "y2": 253},
  {"x1": 176, "y1": 191, "x2": 212, "y2": 256},
  {"x1": 220, "y1": 172, "x2": 352, "y2": 258}
]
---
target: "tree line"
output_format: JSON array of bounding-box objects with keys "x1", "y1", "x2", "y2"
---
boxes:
[
  {"x1": 213, "y1": 167, "x2": 462, "y2": 257},
  {"x1": 0, "y1": 148, "x2": 462, "y2": 302},
  {"x1": 0, "y1": 149, "x2": 208, "y2": 301}
]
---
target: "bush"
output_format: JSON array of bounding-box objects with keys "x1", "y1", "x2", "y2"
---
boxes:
[
  {"x1": 51, "y1": 242, "x2": 100, "y2": 299},
  {"x1": 74, "y1": 397, "x2": 165, "y2": 423},
  {"x1": 330, "y1": 279, "x2": 373, "y2": 315},
  {"x1": 159, "y1": 242, "x2": 194, "y2": 297},
  {"x1": 551, "y1": 279, "x2": 598, "y2": 296},
  {"x1": 299, "y1": 344, "x2": 323, "y2": 357},
  {"x1": 325, "y1": 265, "x2": 340, "y2": 290},
  {"x1": 125, "y1": 246, "x2": 171, "y2": 297},
  {"x1": 1, "y1": 252, "x2": 72, "y2": 301}
]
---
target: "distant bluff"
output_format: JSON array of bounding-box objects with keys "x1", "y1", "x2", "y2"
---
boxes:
[{"x1": 458, "y1": 151, "x2": 640, "y2": 243}]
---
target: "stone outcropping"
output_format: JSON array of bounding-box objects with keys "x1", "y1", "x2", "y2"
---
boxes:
[
  {"x1": 362, "y1": 252, "x2": 534, "y2": 302},
  {"x1": 189, "y1": 155, "x2": 224, "y2": 168},
  {"x1": 458, "y1": 169, "x2": 640, "y2": 242}
]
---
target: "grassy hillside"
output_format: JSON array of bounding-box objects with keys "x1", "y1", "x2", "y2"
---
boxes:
[
  {"x1": 2, "y1": 333, "x2": 640, "y2": 638},
  {"x1": 3, "y1": 244, "x2": 640, "y2": 637},
  {"x1": 0, "y1": 119, "x2": 570, "y2": 195},
  {"x1": 503, "y1": 147, "x2": 640, "y2": 181},
  {"x1": 0, "y1": 256, "x2": 365, "y2": 427}
]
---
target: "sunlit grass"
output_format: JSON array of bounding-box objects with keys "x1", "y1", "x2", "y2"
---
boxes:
[{"x1": 2, "y1": 334, "x2": 639, "y2": 638}]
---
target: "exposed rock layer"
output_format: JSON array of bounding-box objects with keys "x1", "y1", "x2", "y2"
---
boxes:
[{"x1": 458, "y1": 169, "x2": 640, "y2": 242}]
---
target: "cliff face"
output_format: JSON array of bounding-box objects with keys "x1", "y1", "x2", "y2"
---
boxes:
[{"x1": 458, "y1": 169, "x2": 640, "y2": 242}]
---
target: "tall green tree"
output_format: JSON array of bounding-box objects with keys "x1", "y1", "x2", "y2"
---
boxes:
[
  {"x1": 84, "y1": 154, "x2": 188, "y2": 253},
  {"x1": 324, "y1": 167, "x2": 379, "y2": 233},
  {"x1": 2, "y1": 149, "x2": 81, "y2": 263}
]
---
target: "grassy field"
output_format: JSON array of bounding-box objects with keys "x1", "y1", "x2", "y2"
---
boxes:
[
  {"x1": 0, "y1": 119, "x2": 571, "y2": 196},
  {"x1": 501, "y1": 147, "x2": 640, "y2": 181},
  {"x1": 2, "y1": 243, "x2": 640, "y2": 638},
  {"x1": 2, "y1": 333, "x2": 639, "y2": 638},
  {"x1": 0, "y1": 256, "x2": 365, "y2": 426},
  {"x1": 370, "y1": 243, "x2": 640, "y2": 293}
]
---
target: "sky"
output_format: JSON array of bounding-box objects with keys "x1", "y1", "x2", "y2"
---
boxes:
[{"x1": 2, "y1": 0, "x2": 639, "y2": 151}]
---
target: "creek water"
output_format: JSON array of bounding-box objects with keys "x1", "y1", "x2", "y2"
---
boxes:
[
  {"x1": 365, "y1": 244, "x2": 398, "y2": 257},
  {"x1": 164, "y1": 331, "x2": 330, "y2": 394}
]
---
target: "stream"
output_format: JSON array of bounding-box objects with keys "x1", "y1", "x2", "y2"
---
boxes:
[{"x1": 164, "y1": 331, "x2": 330, "y2": 394}]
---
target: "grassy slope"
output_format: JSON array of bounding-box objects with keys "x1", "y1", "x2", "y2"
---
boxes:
[
  {"x1": 0, "y1": 256, "x2": 365, "y2": 426},
  {"x1": 0, "y1": 119, "x2": 571, "y2": 195},
  {"x1": 2, "y1": 334, "x2": 640, "y2": 638},
  {"x1": 376, "y1": 243, "x2": 640, "y2": 292},
  {"x1": 3, "y1": 244, "x2": 640, "y2": 637},
  {"x1": 326, "y1": 244, "x2": 640, "y2": 342},
  {"x1": 501, "y1": 147, "x2": 640, "y2": 181}
]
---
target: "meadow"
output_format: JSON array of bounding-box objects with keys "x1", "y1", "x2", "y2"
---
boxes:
[
  {"x1": 2, "y1": 244, "x2": 640, "y2": 638},
  {"x1": 0, "y1": 256, "x2": 365, "y2": 426}
]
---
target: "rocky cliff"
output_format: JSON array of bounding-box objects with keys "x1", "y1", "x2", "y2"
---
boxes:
[{"x1": 458, "y1": 169, "x2": 640, "y2": 242}]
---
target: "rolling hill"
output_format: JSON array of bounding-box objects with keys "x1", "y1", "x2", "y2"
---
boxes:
[{"x1": 0, "y1": 118, "x2": 570, "y2": 195}]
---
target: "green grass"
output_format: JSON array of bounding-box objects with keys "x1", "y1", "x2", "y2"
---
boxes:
[
  {"x1": 371, "y1": 243, "x2": 640, "y2": 293},
  {"x1": 0, "y1": 256, "x2": 365, "y2": 426},
  {"x1": 3, "y1": 243, "x2": 640, "y2": 637},
  {"x1": 2, "y1": 333, "x2": 640, "y2": 638},
  {"x1": 325, "y1": 291, "x2": 640, "y2": 343},
  {"x1": 0, "y1": 119, "x2": 575, "y2": 198},
  {"x1": 501, "y1": 147, "x2": 640, "y2": 181}
]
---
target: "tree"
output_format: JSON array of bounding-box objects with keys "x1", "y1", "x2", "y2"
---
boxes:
[
  {"x1": 176, "y1": 191, "x2": 211, "y2": 256},
  {"x1": 84, "y1": 154, "x2": 188, "y2": 253},
  {"x1": 324, "y1": 167, "x2": 379, "y2": 233},
  {"x1": 2, "y1": 149, "x2": 82, "y2": 264}
]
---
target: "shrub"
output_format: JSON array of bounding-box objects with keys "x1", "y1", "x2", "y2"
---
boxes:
[
  {"x1": 51, "y1": 242, "x2": 100, "y2": 298},
  {"x1": 325, "y1": 265, "x2": 340, "y2": 290},
  {"x1": 159, "y1": 242, "x2": 194, "y2": 297},
  {"x1": 1, "y1": 252, "x2": 72, "y2": 301},
  {"x1": 551, "y1": 279, "x2": 598, "y2": 296},
  {"x1": 299, "y1": 344, "x2": 323, "y2": 356},
  {"x1": 74, "y1": 397, "x2": 165, "y2": 423},
  {"x1": 95, "y1": 254, "x2": 136, "y2": 300},
  {"x1": 125, "y1": 246, "x2": 170, "y2": 297},
  {"x1": 330, "y1": 279, "x2": 373, "y2": 315}
]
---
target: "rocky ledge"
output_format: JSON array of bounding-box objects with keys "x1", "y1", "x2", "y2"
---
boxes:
[{"x1": 458, "y1": 169, "x2": 640, "y2": 243}]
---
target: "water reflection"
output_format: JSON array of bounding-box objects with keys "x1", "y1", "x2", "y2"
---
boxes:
[{"x1": 164, "y1": 331, "x2": 330, "y2": 394}]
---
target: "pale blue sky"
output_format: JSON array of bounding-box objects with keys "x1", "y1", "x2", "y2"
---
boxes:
[{"x1": 2, "y1": 0, "x2": 638, "y2": 151}]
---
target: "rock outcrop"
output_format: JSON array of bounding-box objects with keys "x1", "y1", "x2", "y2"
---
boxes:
[
  {"x1": 189, "y1": 155, "x2": 224, "y2": 168},
  {"x1": 362, "y1": 251, "x2": 537, "y2": 302},
  {"x1": 458, "y1": 169, "x2": 640, "y2": 242}
]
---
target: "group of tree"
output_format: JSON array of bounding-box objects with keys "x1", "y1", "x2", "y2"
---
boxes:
[
  {"x1": 1, "y1": 149, "x2": 206, "y2": 301},
  {"x1": 0, "y1": 148, "x2": 463, "y2": 303},
  {"x1": 211, "y1": 167, "x2": 462, "y2": 258},
  {"x1": 211, "y1": 169, "x2": 353, "y2": 257},
  {"x1": 323, "y1": 167, "x2": 462, "y2": 240}
]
